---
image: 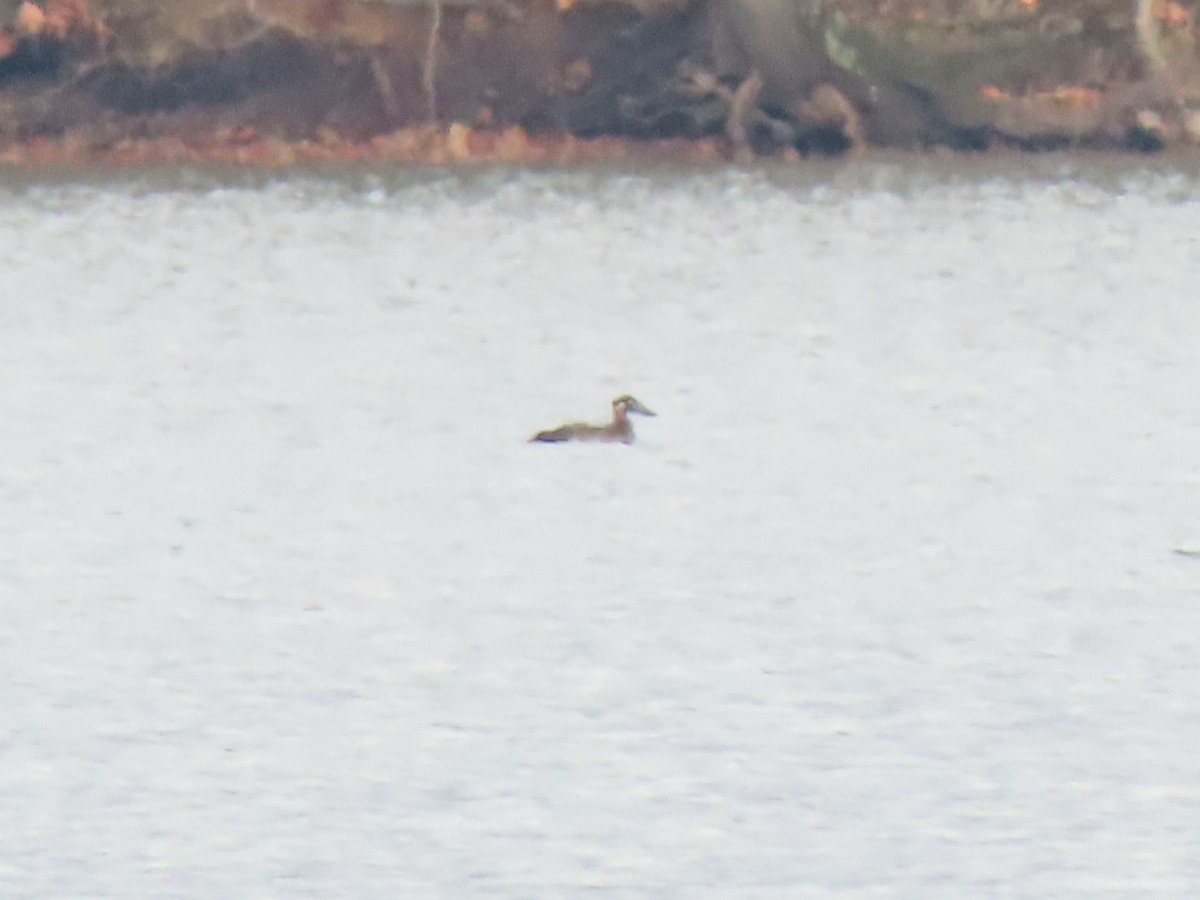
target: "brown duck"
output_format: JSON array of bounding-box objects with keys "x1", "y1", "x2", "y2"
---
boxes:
[{"x1": 529, "y1": 395, "x2": 656, "y2": 444}]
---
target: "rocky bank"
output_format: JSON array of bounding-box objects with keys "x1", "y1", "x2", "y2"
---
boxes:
[{"x1": 0, "y1": 0, "x2": 1197, "y2": 163}]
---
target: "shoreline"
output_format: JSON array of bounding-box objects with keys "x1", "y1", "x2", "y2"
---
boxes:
[{"x1": 1, "y1": 0, "x2": 1198, "y2": 164}]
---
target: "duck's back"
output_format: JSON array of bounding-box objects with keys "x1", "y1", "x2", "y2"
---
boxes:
[
  {"x1": 530, "y1": 421, "x2": 626, "y2": 443},
  {"x1": 529, "y1": 425, "x2": 575, "y2": 443}
]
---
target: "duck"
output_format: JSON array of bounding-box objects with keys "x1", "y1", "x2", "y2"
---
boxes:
[{"x1": 529, "y1": 395, "x2": 656, "y2": 444}]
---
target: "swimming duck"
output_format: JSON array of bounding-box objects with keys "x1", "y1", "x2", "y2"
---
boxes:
[{"x1": 529, "y1": 395, "x2": 656, "y2": 444}]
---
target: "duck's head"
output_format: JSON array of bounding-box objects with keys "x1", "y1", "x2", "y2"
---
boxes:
[{"x1": 613, "y1": 395, "x2": 655, "y2": 417}]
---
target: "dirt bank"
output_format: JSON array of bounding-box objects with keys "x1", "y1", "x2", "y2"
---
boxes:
[{"x1": 0, "y1": 0, "x2": 1197, "y2": 164}]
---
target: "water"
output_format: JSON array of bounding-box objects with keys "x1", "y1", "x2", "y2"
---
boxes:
[{"x1": 2, "y1": 157, "x2": 1200, "y2": 896}]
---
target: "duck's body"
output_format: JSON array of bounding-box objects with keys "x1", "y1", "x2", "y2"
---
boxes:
[{"x1": 530, "y1": 395, "x2": 655, "y2": 445}]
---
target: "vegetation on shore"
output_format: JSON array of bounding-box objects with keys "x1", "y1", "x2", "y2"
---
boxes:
[{"x1": 0, "y1": 0, "x2": 1197, "y2": 164}]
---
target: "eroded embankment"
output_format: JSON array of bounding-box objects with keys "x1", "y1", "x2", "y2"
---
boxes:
[{"x1": 0, "y1": 0, "x2": 1198, "y2": 164}]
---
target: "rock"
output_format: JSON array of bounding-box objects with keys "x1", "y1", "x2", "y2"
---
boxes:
[{"x1": 1, "y1": 0, "x2": 1199, "y2": 157}]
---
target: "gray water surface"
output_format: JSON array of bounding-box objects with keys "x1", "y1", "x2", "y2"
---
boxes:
[{"x1": 2, "y1": 159, "x2": 1200, "y2": 896}]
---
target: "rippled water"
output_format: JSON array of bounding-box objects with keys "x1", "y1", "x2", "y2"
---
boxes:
[{"x1": 3, "y1": 157, "x2": 1200, "y2": 896}]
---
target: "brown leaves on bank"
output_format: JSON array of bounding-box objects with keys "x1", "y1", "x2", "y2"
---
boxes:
[
  {"x1": 5, "y1": 0, "x2": 108, "y2": 48},
  {"x1": 0, "y1": 123, "x2": 729, "y2": 167}
]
